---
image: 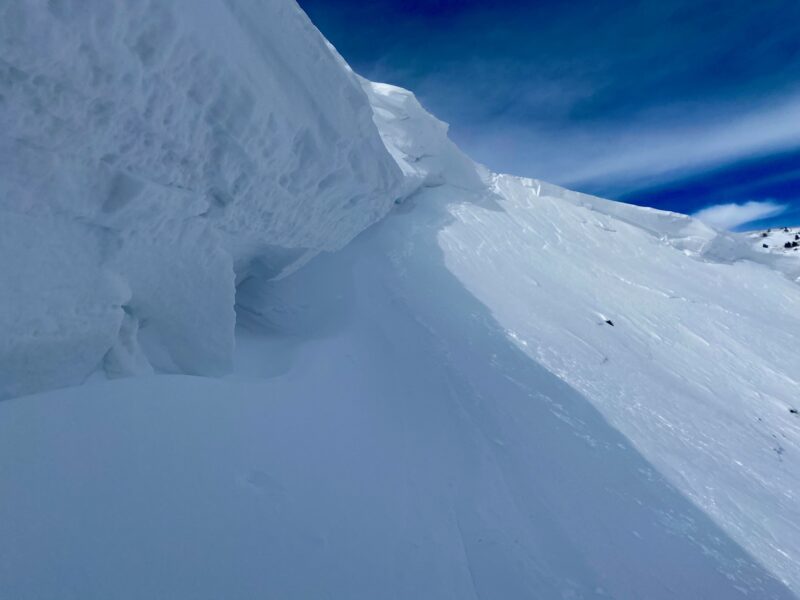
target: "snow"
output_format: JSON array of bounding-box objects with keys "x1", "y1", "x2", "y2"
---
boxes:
[
  {"x1": 748, "y1": 227, "x2": 800, "y2": 260},
  {"x1": 434, "y1": 174, "x2": 800, "y2": 592},
  {"x1": 2, "y1": 1, "x2": 800, "y2": 598},
  {"x1": 0, "y1": 212, "x2": 128, "y2": 399},
  {"x1": 2, "y1": 214, "x2": 796, "y2": 598},
  {"x1": 360, "y1": 79, "x2": 487, "y2": 196},
  {"x1": 0, "y1": 0, "x2": 401, "y2": 397}
]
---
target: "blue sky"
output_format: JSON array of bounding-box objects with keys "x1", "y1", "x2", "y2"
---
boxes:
[{"x1": 298, "y1": 0, "x2": 800, "y2": 230}]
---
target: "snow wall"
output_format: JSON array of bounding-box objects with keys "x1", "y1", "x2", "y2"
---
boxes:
[{"x1": 0, "y1": 0, "x2": 402, "y2": 398}]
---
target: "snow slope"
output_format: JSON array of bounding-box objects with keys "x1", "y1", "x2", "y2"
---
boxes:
[
  {"x1": 2, "y1": 200, "x2": 798, "y2": 599},
  {"x1": 3, "y1": 1, "x2": 800, "y2": 598},
  {"x1": 363, "y1": 91, "x2": 800, "y2": 593},
  {"x1": 436, "y1": 175, "x2": 800, "y2": 592},
  {"x1": 0, "y1": 0, "x2": 401, "y2": 398},
  {"x1": 748, "y1": 227, "x2": 800, "y2": 253},
  {"x1": 747, "y1": 227, "x2": 800, "y2": 279}
]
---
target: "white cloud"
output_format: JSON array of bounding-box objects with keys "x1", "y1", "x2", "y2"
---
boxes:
[
  {"x1": 454, "y1": 93, "x2": 800, "y2": 196},
  {"x1": 692, "y1": 201, "x2": 786, "y2": 230},
  {"x1": 561, "y1": 96, "x2": 800, "y2": 189}
]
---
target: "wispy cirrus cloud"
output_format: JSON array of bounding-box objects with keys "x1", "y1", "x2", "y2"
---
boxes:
[
  {"x1": 692, "y1": 201, "x2": 786, "y2": 231},
  {"x1": 447, "y1": 93, "x2": 800, "y2": 197},
  {"x1": 301, "y1": 0, "x2": 800, "y2": 221}
]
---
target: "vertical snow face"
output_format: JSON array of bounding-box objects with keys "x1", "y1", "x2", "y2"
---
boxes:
[
  {"x1": 360, "y1": 79, "x2": 487, "y2": 197},
  {"x1": 0, "y1": 0, "x2": 401, "y2": 397}
]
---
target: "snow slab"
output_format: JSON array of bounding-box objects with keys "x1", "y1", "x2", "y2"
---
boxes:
[{"x1": 0, "y1": 0, "x2": 401, "y2": 397}]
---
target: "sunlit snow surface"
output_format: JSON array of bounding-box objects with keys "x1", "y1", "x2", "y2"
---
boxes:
[
  {"x1": 2, "y1": 1, "x2": 800, "y2": 598},
  {"x1": 3, "y1": 195, "x2": 799, "y2": 597}
]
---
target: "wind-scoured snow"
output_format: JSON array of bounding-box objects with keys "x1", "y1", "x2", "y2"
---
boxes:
[
  {"x1": 0, "y1": 0, "x2": 401, "y2": 398},
  {"x1": 373, "y1": 84, "x2": 800, "y2": 592},
  {"x1": 2, "y1": 1, "x2": 800, "y2": 598},
  {"x1": 435, "y1": 174, "x2": 800, "y2": 592}
]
